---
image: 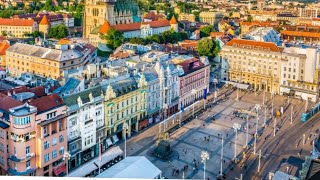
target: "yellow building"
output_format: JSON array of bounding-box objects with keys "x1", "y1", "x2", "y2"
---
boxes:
[
  {"x1": 103, "y1": 76, "x2": 147, "y2": 139},
  {"x1": 5, "y1": 43, "x2": 93, "y2": 79},
  {"x1": 0, "y1": 18, "x2": 38, "y2": 38},
  {"x1": 39, "y1": 15, "x2": 50, "y2": 36},
  {"x1": 178, "y1": 13, "x2": 195, "y2": 22},
  {"x1": 199, "y1": 11, "x2": 224, "y2": 25},
  {"x1": 220, "y1": 39, "x2": 282, "y2": 93}
]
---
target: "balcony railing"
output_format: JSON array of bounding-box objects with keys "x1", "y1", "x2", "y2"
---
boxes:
[{"x1": 9, "y1": 153, "x2": 35, "y2": 162}]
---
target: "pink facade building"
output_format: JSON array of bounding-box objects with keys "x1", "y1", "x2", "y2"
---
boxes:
[
  {"x1": 0, "y1": 91, "x2": 67, "y2": 176},
  {"x1": 177, "y1": 58, "x2": 210, "y2": 108}
]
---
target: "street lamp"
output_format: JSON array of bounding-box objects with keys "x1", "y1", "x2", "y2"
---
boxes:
[
  {"x1": 201, "y1": 151, "x2": 209, "y2": 180},
  {"x1": 271, "y1": 91, "x2": 275, "y2": 117},
  {"x1": 123, "y1": 123, "x2": 128, "y2": 158},
  {"x1": 273, "y1": 117, "x2": 277, "y2": 137},
  {"x1": 263, "y1": 105, "x2": 267, "y2": 127},
  {"x1": 236, "y1": 77, "x2": 240, "y2": 101},
  {"x1": 192, "y1": 89, "x2": 197, "y2": 118},
  {"x1": 255, "y1": 104, "x2": 261, "y2": 135},
  {"x1": 245, "y1": 114, "x2": 249, "y2": 148},
  {"x1": 213, "y1": 79, "x2": 218, "y2": 103},
  {"x1": 290, "y1": 105, "x2": 293, "y2": 124},
  {"x1": 233, "y1": 123, "x2": 241, "y2": 161},
  {"x1": 63, "y1": 151, "x2": 71, "y2": 176},
  {"x1": 220, "y1": 137, "x2": 223, "y2": 176}
]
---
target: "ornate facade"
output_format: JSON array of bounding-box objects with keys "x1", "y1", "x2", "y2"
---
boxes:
[{"x1": 84, "y1": 0, "x2": 141, "y2": 38}]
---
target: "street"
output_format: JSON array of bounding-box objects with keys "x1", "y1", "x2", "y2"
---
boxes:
[{"x1": 118, "y1": 86, "x2": 318, "y2": 179}]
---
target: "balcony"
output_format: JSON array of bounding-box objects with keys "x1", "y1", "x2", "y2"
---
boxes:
[
  {"x1": 8, "y1": 167, "x2": 35, "y2": 176},
  {"x1": 9, "y1": 153, "x2": 35, "y2": 162}
]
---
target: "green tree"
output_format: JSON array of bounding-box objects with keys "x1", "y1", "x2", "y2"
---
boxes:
[
  {"x1": 42, "y1": 0, "x2": 54, "y2": 11},
  {"x1": 200, "y1": 25, "x2": 214, "y2": 38},
  {"x1": 1, "y1": 31, "x2": 7, "y2": 37},
  {"x1": 48, "y1": 24, "x2": 68, "y2": 39},
  {"x1": 247, "y1": 16, "x2": 253, "y2": 22},
  {"x1": 196, "y1": 38, "x2": 220, "y2": 59},
  {"x1": 128, "y1": 37, "x2": 145, "y2": 45},
  {"x1": 100, "y1": 28, "x2": 124, "y2": 50}
]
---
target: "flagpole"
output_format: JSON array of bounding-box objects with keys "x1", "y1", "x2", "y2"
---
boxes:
[{"x1": 99, "y1": 137, "x2": 101, "y2": 174}]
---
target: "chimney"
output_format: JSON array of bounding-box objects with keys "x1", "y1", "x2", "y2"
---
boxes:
[
  {"x1": 13, "y1": 90, "x2": 16, "y2": 95},
  {"x1": 7, "y1": 91, "x2": 11, "y2": 97}
]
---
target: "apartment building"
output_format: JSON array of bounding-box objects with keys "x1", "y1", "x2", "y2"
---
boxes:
[
  {"x1": 280, "y1": 47, "x2": 320, "y2": 102},
  {"x1": 0, "y1": 18, "x2": 38, "y2": 38},
  {"x1": 199, "y1": 12, "x2": 224, "y2": 26},
  {"x1": 0, "y1": 93, "x2": 67, "y2": 176},
  {"x1": 243, "y1": 27, "x2": 281, "y2": 46},
  {"x1": 63, "y1": 86, "x2": 105, "y2": 172},
  {"x1": 5, "y1": 43, "x2": 96, "y2": 79},
  {"x1": 299, "y1": 8, "x2": 319, "y2": 18},
  {"x1": 220, "y1": 39, "x2": 282, "y2": 93},
  {"x1": 178, "y1": 13, "x2": 196, "y2": 23}
]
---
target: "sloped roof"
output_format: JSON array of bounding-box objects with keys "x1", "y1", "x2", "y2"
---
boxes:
[
  {"x1": 225, "y1": 39, "x2": 280, "y2": 52},
  {"x1": 99, "y1": 21, "x2": 111, "y2": 34},
  {"x1": 0, "y1": 18, "x2": 35, "y2": 26},
  {"x1": 281, "y1": 30, "x2": 320, "y2": 38},
  {"x1": 39, "y1": 15, "x2": 49, "y2": 25},
  {"x1": 0, "y1": 93, "x2": 23, "y2": 112},
  {"x1": 29, "y1": 94, "x2": 64, "y2": 113},
  {"x1": 63, "y1": 86, "x2": 102, "y2": 107},
  {"x1": 0, "y1": 41, "x2": 10, "y2": 55}
]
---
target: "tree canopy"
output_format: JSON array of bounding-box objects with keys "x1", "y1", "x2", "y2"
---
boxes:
[
  {"x1": 100, "y1": 28, "x2": 124, "y2": 50},
  {"x1": 48, "y1": 24, "x2": 69, "y2": 39},
  {"x1": 200, "y1": 25, "x2": 214, "y2": 38},
  {"x1": 196, "y1": 38, "x2": 220, "y2": 58}
]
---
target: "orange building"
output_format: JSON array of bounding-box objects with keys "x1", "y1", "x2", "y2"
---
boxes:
[
  {"x1": 0, "y1": 41, "x2": 9, "y2": 67},
  {"x1": 0, "y1": 18, "x2": 38, "y2": 38},
  {"x1": 281, "y1": 30, "x2": 320, "y2": 42}
]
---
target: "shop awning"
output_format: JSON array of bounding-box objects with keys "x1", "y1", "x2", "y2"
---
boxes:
[
  {"x1": 112, "y1": 135, "x2": 119, "y2": 144},
  {"x1": 225, "y1": 81, "x2": 249, "y2": 90},
  {"x1": 138, "y1": 119, "x2": 149, "y2": 129},
  {"x1": 106, "y1": 138, "x2": 113, "y2": 147},
  {"x1": 53, "y1": 164, "x2": 66, "y2": 176},
  {"x1": 93, "y1": 146, "x2": 123, "y2": 167}
]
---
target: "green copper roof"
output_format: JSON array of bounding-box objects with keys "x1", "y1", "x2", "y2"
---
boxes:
[
  {"x1": 114, "y1": 0, "x2": 140, "y2": 17},
  {"x1": 90, "y1": 25, "x2": 102, "y2": 35}
]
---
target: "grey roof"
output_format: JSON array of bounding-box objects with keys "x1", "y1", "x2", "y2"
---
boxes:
[
  {"x1": 102, "y1": 77, "x2": 138, "y2": 96},
  {"x1": 7, "y1": 43, "x2": 83, "y2": 62},
  {"x1": 56, "y1": 77, "x2": 81, "y2": 95},
  {"x1": 63, "y1": 86, "x2": 103, "y2": 108},
  {"x1": 143, "y1": 70, "x2": 158, "y2": 82}
]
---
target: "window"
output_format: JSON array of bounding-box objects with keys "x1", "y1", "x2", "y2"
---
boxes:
[
  {"x1": 43, "y1": 127, "x2": 47, "y2": 136},
  {"x1": 47, "y1": 112, "x2": 56, "y2": 119},
  {"x1": 26, "y1": 160, "x2": 30, "y2": 169},
  {"x1": 52, "y1": 150, "x2": 57, "y2": 159},
  {"x1": 26, "y1": 146, "x2": 30, "y2": 156},
  {"x1": 0, "y1": 130, "x2": 3, "y2": 139},
  {"x1": 59, "y1": 135, "x2": 64, "y2": 143},
  {"x1": 59, "y1": 147, "x2": 64, "y2": 155},
  {"x1": 52, "y1": 138, "x2": 57, "y2": 146},
  {"x1": 58, "y1": 120, "x2": 62, "y2": 131},
  {"x1": 44, "y1": 153, "x2": 50, "y2": 163},
  {"x1": 44, "y1": 141, "x2": 50, "y2": 149},
  {"x1": 0, "y1": 143, "x2": 3, "y2": 152},
  {"x1": 13, "y1": 116, "x2": 31, "y2": 125}
]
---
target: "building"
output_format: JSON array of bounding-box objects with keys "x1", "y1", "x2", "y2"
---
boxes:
[
  {"x1": 280, "y1": 47, "x2": 320, "y2": 102},
  {"x1": 299, "y1": 8, "x2": 319, "y2": 18},
  {"x1": 243, "y1": 27, "x2": 281, "y2": 46},
  {"x1": 174, "y1": 57, "x2": 210, "y2": 109},
  {"x1": 0, "y1": 93, "x2": 68, "y2": 176},
  {"x1": 239, "y1": 21, "x2": 279, "y2": 36},
  {"x1": 276, "y1": 13, "x2": 299, "y2": 25},
  {"x1": 143, "y1": 11, "x2": 166, "y2": 22},
  {"x1": 83, "y1": 0, "x2": 141, "y2": 38},
  {"x1": 248, "y1": 10, "x2": 278, "y2": 22},
  {"x1": 0, "y1": 18, "x2": 38, "y2": 38},
  {"x1": 0, "y1": 41, "x2": 9, "y2": 67},
  {"x1": 280, "y1": 30, "x2": 320, "y2": 43},
  {"x1": 39, "y1": 15, "x2": 50, "y2": 36},
  {"x1": 63, "y1": 86, "x2": 105, "y2": 172},
  {"x1": 220, "y1": 39, "x2": 282, "y2": 92},
  {"x1": 199, "y1": 12, "x2": 224, "y2": 26},
  {"x1": 178, "y1": 13, "x2": 196, "y2": 23},
  {"x1": 14, "y1": 13, "x2": 74, "y2": 28},
  {"x1": 102, "y1": 76, "x2": 147, "y2": 141},
  {"x1": 312, "y1": 18, "x2": 320, "y2": 26},
  {"x1": 5, "y1": 42, "x2": 96, "y2": 79},
  {"x1": 89, "y1": 17, "x2": 178, "y2": 48}
]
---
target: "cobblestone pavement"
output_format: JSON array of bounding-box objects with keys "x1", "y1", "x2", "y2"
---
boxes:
[{"x1": 119, "y1": 87, "x2": 316, "y2": 179}]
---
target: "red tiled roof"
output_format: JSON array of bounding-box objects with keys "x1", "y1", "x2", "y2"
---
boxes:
[
  {"x1": 112, "y1": 19, "x2": 171, "y2": 32},
  {"x1": 110, "y1": 51, "x2": 130, "y2": 59},
  {"x1": 0, "y1": 41, "x2": 9, "y2": 55},
  {"x1": 1, "y1": 85, "x2": 59, "y2": 98},
  {"x1": 0, "y1": 18, "x2": 35, "y2": 26},
  {"x1": 225, "y1": 39, "x2": 280, "y2": 52},
  {"x1": 29, "y1": 94, "x2": 64, "y2": 113},
  {"x1": 0, "y1": 93, "x2": 23, "y2": 111},
  {"x1": 281, "y1": 30, "x2": 320, "y2": 38},
  {"x1": 142, "y1": 19, "x2": 170, "y2": 28},
  {"x1": 177, "y1": 58, "x2": 205, "y2": 75},
  {"x1": 144, "y1": 11, "x2": 165, "y2": 21}
]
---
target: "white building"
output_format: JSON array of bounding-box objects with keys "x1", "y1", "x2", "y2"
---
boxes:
[
  {"x1": 280, "y1": 47, "x2": 320, "y2": 102},
  {"x1": 243, "y1": 27, "x2": 282, "y2": 46},
  {"x1": 63, "y1": 86, "x2": 105, "y2": 171}
]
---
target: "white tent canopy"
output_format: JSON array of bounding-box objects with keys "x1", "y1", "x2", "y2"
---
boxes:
[
  {"x1": 96, "y1": 156, "x2": 162, "y2": 179},
  {"x1": 225, "y1": 81, "x2": 250, "y2": 90},
  {"x1": 67, "y1": 146, "x2": 123, "y2": 177}
]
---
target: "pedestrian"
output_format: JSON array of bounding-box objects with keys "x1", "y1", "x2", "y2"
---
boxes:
[
  {"x1": 226, "y1": 133, "x2": 228, "y2": 137},
  {"x1": 178, "y1": 154, "x2": 179, "y2": 160},
  {"x1": 223, "y1": 159, "x2": 226, "y2": 164},
  {"x1": 204, "y1": 136, "x2": 207, "y2": 141}
]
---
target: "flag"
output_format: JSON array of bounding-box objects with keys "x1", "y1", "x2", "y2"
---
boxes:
[
  {"x1": 99, "y1": 142, "x2": 102, "y2": 162},
  {"x1": 181, "y1": 101, "x2": 184, "y2": 112},
  {"x1": 203, "y1": 88, "x2": 207, "y2": 100}
]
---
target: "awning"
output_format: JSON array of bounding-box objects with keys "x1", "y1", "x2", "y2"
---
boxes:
[
  {"x1": 53, "y1": 164, "x2": 66, "y2": 176},
  {"x1": 106, "y1": 138, "x2": 113, "y2": 147},
  {"x1": 112, "y1": 135, "x2": 119, "y2": 144},
  {"x1": 138, "y1": 119, "x2": 149, "y2": 129},
  {"x1": 68, "y1": 146, "x2": 123, "y2": 177},
  {"x1": 225, "y1": 81, "x2": 249, "y2": 90},
  {"x1": 281, "y1": 87, "x2": 290, "y2": 93},
  {"x1": 4, "y1": 77, "x2": 14, "y2": 82}
]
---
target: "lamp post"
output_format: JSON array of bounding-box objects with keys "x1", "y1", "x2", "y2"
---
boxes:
[
  {"x1": 271, "y1": 91, "x2": 275, "y2": 117},
  {"x1": 220, "y1": 137, "x2": 223, "y2": 176},
  {"x1": 290, "y1": 105, "x2": 293, "y2": 124},
  {"x1": 254, "y1": 133, "x2": 257, "y2": 155},
  {"x1": 63, "y1": 151, "x2": 71, "y2": 176},
  {"x1": 262, "y1": 89, "x2": 265, "y2": 105},
  {"x1": 192, "y1": 89, "x2": 197, "y2": 118},
  {"x1": 201, "y1": 151, "x2": 209, "y2": 180},
  {"x1": 123, "y1": 123, "x2": 128, "y2": 158},
  {"x1": 273, "y1": 117, "x2": 277, "y2": 137},
  {"x1": 263, "y1": 105, "x2": 267, "y2": 127},
  {"x1": 246, "y1": 114, "x2": 249, "y2": 148},
  {"x1": 213, "y1": 79, "x2": 218, "y2": 103},
  {"x1": 233, "y1": 123, "x2": 241, "y2": 161},
  {"x1": 236, "y1": 77, "x2": 240, "y2": 101},
  {"x1": 255, "y1": 104, "x2": 261, "y2": 135}
]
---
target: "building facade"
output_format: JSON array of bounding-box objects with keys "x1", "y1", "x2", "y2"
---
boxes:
[
  {"x1": 83, "y1": 0, "x2": 141, "y2": 38},
  {"x1": 243, "y1": 27, "x2": 281, "y2": 46},
  {"x1": 0, "y1": 18, "x2": 38, "y2": 38},
  {"x1": 178, "y1": 13, "x2": 196, "y2": 23},
  {"x1": 0, "y1": 93, "x2": 68, "y2": 176},
  {"x1": 63, "y1": 86, "x2": 105, "y2": 172},
  {"x1": 280, "y1": 47, "x2": 320, "y2": 102},
  {"x1": 199, "y1": 12, "x2": 224, "y2": 26},
  {"x1": 220, "y1": 39, "x2": 282, "y2": 93}
]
